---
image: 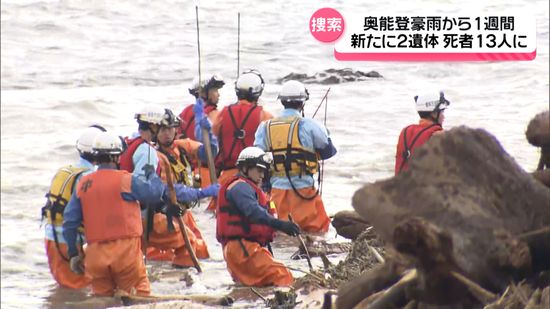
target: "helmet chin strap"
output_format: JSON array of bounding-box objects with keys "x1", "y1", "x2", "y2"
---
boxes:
[
  {"x1": 241, "y1": 166, "x2": 251, "y2": 179},
  {"x1": 431, "y1": 108, "x2": 446, "y2": 125},
  {"x1": 149, "y1": 125, "x2": 159, "y2": 143},
  {"x1": 432, "y1": 102, "x2": 445, "y2": 124}
]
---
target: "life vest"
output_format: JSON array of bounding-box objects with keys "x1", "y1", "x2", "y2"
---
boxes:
[
  {"x1": 265, "y1": 116, "x2": 319, "y2": 178},
  {"x1": 77, "y1": 169, "x2": 142, "y2": 243},
  {"x1": 178, "y1": 103, "x2": 217, "y2": 140},
  {"x1": 216, "y1": 175, "x2": 276, "y2": 246},
  {"x1": 157, "y1": 141, "x2": 193, "y2": 187},
  {"x1": 119, "y1": 136, "x2": 146, "y2": 172},
  {"x1": 41, "y1": 165, "x2": 88, "y2": 259},
  {"x1": 42, "y1": 165, "x2": 88, "y2": 227},
  {"x1": 395, "y1": 123, "x2": 442, "y2": 175},
  {"x1": 217, "y1": 103, "x2": 263, "y2": 169},
  {"x1": 119, "y1": 136, "x2": 161, "y2": 174}
]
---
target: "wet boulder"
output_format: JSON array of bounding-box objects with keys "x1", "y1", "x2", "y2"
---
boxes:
[
  {"x1": 277, "y1": 68, "x2": 382, "y2": 85},
  {"x1": 331, "y1": 210, "x2": 371, "y2": 240}
]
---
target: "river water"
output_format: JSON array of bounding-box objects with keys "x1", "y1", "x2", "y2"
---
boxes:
[{"x1": 1, "y1": 0, "x2": 548, "y2": 308}]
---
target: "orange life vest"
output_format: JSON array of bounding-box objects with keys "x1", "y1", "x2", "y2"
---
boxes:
[
  {"x1": 216, "y1": 103, "x2": 263, "y2": 170},
  {"x1": 156, "y1": 141, "x2": 193, "y2": 187},
  {"x1": 216, "y1": 175, "x2": 276, "y2": 246},
  {"x1": 77, "y1": 169, "x2": 142, "y2": 243},
  {"x1": 395, "y1": 122, "x2": 442, "y2": 175}
]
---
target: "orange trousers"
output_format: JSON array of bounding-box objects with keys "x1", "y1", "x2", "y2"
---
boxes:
[
  {"x1": 207, "y1": 168, "x2": 239, "y2": 210},
  {"x1": 197, "y1": 166, "x2": 212, "y2": 188},
  {"x1": 44, "y1": 239, "x2": 91, "y2": 289},
  {"x1": 223, "y1": 239, "x2": 293, "y2": 287},
  {"x1": 85, "y1": 237, "x2": 150, "y2": 296},
  {"x1": 146, "y1": 212, "x2": 209, "y2": 267},
  {"x1": 271, "y1": 187, "x2": 330, "y2": 233}
]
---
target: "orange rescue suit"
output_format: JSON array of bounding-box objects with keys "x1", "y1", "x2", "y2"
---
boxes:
[
  {"x1": 216, "y1": 176, "x2": 292, "y2": 286},
  {"x1": 77, "y1": 169, "x2": 149, "y2": 296},
  {"x1": 145, "y1": 139, "x2": 210, "y2": 267}
]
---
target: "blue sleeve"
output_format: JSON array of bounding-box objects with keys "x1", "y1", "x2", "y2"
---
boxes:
[
  {"x1": 62, "y1": 191, "x2": 83, "y2": 258},
  {"x1": 253, "y1": 121, "x2": 269, "y2": 151},
  {"x1": 121, "y1": 174, "x2": 166, "y2": 205},
  {"x1": 306, "y1": 119, "x2": 337, "y2": 160},
  {"x1": 133, "y1": 143, "x2": 158, "y2": 178},
  {"x1": 173, "y1": 184, "x2": 209, "y2": 202},
  {"x1": 226, "y1": 182, "x2": 277, "y2": 226},
  {"x1": 318, "y1": 137, "x2": 337, "y2": 160}
]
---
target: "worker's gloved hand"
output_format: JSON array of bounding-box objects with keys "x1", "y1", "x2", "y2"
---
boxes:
[
  {"x1": 165, "y1": 203, "x2": 184, "y2": 217},
  {"x1": 194, "y1": 101, "x2": 212, "y2": 131},
  {"x1": 200, "y1": 184, "x2": 220, "y2": 198},
  {"x1": 141, "y1": 164, "x2": 155, "y2": 179},
  {"x1": 69, "y1": 255, "x2": 84, "y2": 275},
  {"x1": 274, "y1": 220, "x2": 301, "y2": 236}
]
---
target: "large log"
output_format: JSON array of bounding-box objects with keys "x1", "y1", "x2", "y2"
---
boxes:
[
  {"x1": 336, "y1": 260, "x2": 405, "y2": 309},
  {"x1": 351, "y1": 127, "x2": 550, "y2": 305}
]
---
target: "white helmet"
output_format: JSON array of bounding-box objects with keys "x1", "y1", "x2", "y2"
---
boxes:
[
  {"x1": 415, "y1": 91, "x2": 450, "y2": 112},
  {"x1": 188, "y1": 77, "x2": 201, "y2": 98},
  {"x1": 278, "y1": 80, "x2": 309, "y2": 103},
  {"x1": 92, "y1": 132, "x2": 124, "y2": 156},
  {"x1": 135, "y1": 105, "x2": 166, "y2": 125},
  {"x1": 189, "y1": 74, "x2": 225, "y2": 98},
  {"x1": 204, "y1": 73, "x2": 225, "y2": 91},
  {"x1": 235, "y1": 69, "x2": 265, "y2": 101},
  {"x1": 76, "y1": 125, "x2": 107, "y2": 155},
  {"x1": 236, "y1": 146, "x2": 273, "y2": 170}
]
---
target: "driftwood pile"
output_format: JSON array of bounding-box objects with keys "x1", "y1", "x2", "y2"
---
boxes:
[{"x1": 336, "y1": 126, "x2": 550, "y2": 308}]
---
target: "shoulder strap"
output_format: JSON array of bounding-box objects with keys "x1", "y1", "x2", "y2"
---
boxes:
[
  {"x1": 398, "y1": 124, "x2": 441, "y2": 173},
  {"x1": 227, "y1": 104, "x2": 259, "y2": 159},
  {"x1": 285, "y1": 118, "x2": 318, "y2": 200}
]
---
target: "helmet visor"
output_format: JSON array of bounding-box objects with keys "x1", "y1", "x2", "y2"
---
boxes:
[
  {"x1": 256, "y1": 152, "x2": 273, "y2": 169},
  {"x1": 436, "y1": 92, "x2": 450, "y2": 111}
]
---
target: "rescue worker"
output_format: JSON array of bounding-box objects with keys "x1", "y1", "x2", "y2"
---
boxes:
[
  {"x1": 216, "y1": 147, "x2": 300, "y2": 287},
  {"x1": 148, "y1": 105, "x2": 218, "y2": 267},
  {"x1": 254, "y1": 80, "x2": 337, "y2": 233},
  {"x1": 394, "y1": 91, "x2": 450, "y2": 175},
  {"x1": 63, "y1": 132, "x2": 216, "y2": 296},
  {"x1": 177, "y1": 74, "x2": 225, "y2": 188},
  {"x1": 119, "y1": 106, "x2": 219, "y2": 266},
  {"x1": 119, "y1": 106, "x2": 163, "y2": 177},
  {"x1": 42, "y1": 125, "x2": 105, "y2": 289},
  {"x1": 209, "y1": 69, "x2": 273, "y2": 210}
]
